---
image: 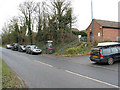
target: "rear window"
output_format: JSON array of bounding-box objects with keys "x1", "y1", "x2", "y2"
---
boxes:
[
  {"x1": 91, "y1": 49, "x2": 100, "y2": 55},
  {"x1": 102, "y1": 48, "x2": 111, "y2": 55},
  {"x1": 26, "y1": 46, "x2": 30, "y2": 48}
]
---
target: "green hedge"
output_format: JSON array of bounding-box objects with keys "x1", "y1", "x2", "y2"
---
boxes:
[{"x1": 72, "y1": 31, "x2": 87, "y2": 36}]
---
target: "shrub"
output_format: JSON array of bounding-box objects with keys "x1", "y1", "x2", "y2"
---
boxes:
[
  {"x1": 64, "y1": 42, "x2": 97, "y2": 56},
  {"x1": 72, "y1": 31, "x2": 87, "y2": 37}
]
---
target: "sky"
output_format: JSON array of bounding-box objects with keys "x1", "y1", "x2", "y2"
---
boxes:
[{"x1": 0, "y1": 0, "x2": 119, "y2": 33}]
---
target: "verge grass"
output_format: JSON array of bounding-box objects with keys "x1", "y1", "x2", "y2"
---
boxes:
[
  {"x1": 0, "y1": 58, "x2": 2, "y2": 89},
  {"x1": 1, "y1": 58, "x2": 24, "y2": 88}
]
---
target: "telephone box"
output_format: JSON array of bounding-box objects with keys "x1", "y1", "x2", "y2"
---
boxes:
[{"x1": 46, "y1": 41, "x2": 54, "y2": 54}]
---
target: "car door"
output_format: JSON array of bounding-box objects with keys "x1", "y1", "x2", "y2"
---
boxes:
[
  {"x1": 117, "y1": 46, "x2": 120, "y2": 60},
  {"x1": 28, "y1": 47, "x2": 31, "y2": 53},
  {"x1": 111, "y1": 47, "x2": 119, "y2": 61},
  {"x1": 26, "y1": 46, "x2": 30, "y2": 53},
  {"x1": 29, "y1": 46, "x2": 32, "y2": 53}
]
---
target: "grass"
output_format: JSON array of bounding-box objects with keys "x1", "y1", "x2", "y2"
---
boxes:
[
  {"x1": 62, "y1": 42, "x2": 97, "y2": 57},
  {"x1": 0, "y1": 58, "x2": 2, "y2": 90},
  {"x1": 1, "y1": 58, "x2": 24, "y2": 88},
  {"x1": 36, "y1": 41, "x2": 97, "y2": 57},
  {"x1": 0, "y1": 44, "x2": 6, "y2": 48}
]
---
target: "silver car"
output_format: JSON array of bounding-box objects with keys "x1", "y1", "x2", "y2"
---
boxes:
[
  {"x1": 6, "y1": 44, "x2": 12, "y2": 49},
  {"x1": 26, "y1": 45, "x2": 42, "y2": 54},
  {"x1": 18, "y1": 45, "x2": 26, "y2": 52}
]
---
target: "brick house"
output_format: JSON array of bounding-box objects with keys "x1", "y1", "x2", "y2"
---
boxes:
[{"x1": 86, "y1": 19, "x2": 120, "y2": 42}]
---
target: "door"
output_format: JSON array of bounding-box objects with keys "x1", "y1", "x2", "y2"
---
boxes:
[
  {"x1": 90, "y1": 32, "x2": 92, "y2": 42},
  {"x1": 117, "y1": 46, "x2": 120, "y2": 60}
]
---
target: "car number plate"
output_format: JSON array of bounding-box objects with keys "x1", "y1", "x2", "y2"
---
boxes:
[{"x1": 93, "y1": 55, "x2": 98, "y2": 58}]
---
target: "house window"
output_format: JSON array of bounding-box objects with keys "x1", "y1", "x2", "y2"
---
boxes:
[
  {"x1": 98, "y1": 33, "x2": 100, "y2": 37},
  {"x1": 117, "y1": 36, "x2": 120, "y2": 41}
]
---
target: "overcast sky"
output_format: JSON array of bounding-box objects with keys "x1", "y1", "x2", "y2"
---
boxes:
[{"x1": 0, "y1": 0, "x2": 119, "y2": 33}]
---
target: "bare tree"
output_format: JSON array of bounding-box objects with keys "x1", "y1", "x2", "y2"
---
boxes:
[
  {"x1": 19, "y1": 1, "x2": 37, "y2": 44},
  {"x1": 49, "y1": 0, "x2": 71, "y2": 30}
]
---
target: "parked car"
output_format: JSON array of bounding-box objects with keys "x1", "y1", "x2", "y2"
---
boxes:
[
  {"x1": 18, "y1": 45, "x2": 26, "y2": 52},
  {"x1": 25, "y1": 45, "x2": 31, "y2": 52},
  {"x1": 90, "y1": 42, "x2": 120, "y2": 65},
  {"x1": 26, "y1": 45, "x2": 42, "y2": 54},
  {"x1": 6, "y1": 44, "x2": 12, "y2": 49},
  {"x1": 11, "y1": 43, "x2": 19, "y2": 51}
]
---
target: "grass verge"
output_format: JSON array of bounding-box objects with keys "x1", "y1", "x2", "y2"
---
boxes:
[
  {"x1": 1, "y1": 58, "x2": 24, "y2": 88},
  {"x1": 0, "y1": 58, "x2": 2, "y2": 89}
]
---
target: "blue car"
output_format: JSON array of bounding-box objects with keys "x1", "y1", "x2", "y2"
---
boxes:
[{"x1": 90, "y1": 42, "x2": 120, "y2": 65}]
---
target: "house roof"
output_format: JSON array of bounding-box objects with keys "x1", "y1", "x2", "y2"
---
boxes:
[{"x1": 95, "y1": 19, "x2": 120, "y2": 29}]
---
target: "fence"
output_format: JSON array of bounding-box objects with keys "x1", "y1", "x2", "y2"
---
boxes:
[{"x1": 58, "y1": 37, "x2": 87, "y2": 55}]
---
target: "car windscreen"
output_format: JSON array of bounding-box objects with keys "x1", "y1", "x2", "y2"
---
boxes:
[
  {"x1": 31, "y1": 46, "x2": 39, "y2": 49},
  {"x1": 14, "y1": 43, "x2": 19, "y2": 46},
  {"x1": 26, "y1": 46, "x2": 30, "y2": 48},
  {"x1": 21, "y1": 46, "x2": 26, "y2": 48}
]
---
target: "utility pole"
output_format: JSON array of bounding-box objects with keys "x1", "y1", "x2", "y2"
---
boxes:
[{"x1": 91, "y1": 0, "x2": 94, "y2": 42}]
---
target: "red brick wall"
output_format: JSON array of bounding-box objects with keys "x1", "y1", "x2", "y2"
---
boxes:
[
  {"x1": 103, "y1": 28, "x2": 120, "y2": 41},
  {"x1": 86, "y1": 19, "x2": 120, "y2": 42},
  {"x1": 87, "y1": 19, "x2": 103, "y2": 42}
]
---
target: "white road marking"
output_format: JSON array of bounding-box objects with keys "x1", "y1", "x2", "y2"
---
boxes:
[
  {"x1": 65, "y1": 70, "x2": 120, "y2": 88},
  {"x1": 34, "y1": 60, "x2": 53, "y2": 67}
]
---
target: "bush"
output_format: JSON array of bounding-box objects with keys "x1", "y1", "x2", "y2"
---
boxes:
[
  {"x1": 64, "y1": 42, "x2": 97, "y2": 56},
  {"x1": 72, "y1": 31, "x2": 87, "y2": 37}
]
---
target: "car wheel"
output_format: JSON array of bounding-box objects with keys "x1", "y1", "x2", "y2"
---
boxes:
[
  {"x1": 18, "y1": 49, "x2": 20, "y2": 52},
  {"x1": 31, "y1": 51, "x2": 33, "y2": 55},
  {"x1": 108, "y1": 58, "x2": 114, "y2": 65},
  {"x1": 26, "y1": 51, "x2": 28, "y2": 54},
  {"x1": 40, "y1": 52, "x2": 42, "y2": 54}
]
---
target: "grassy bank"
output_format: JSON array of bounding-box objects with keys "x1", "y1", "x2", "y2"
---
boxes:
[
  {"x1": 36, "y1": 41, "x2": 72, "y2": 54},
  {"x1": 36, "y1": 41, "x2": 97, "y2": 57},
  {"x1": 62, "y1": 42, "x2": 97, "y2": 57},
  {"x1": 1, "y1": 58, "x2": 24, "y2": 88}
]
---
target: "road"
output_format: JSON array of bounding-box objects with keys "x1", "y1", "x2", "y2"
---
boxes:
[{"x1": 1, "y1": 47, "x2": 120, "y2": 88}]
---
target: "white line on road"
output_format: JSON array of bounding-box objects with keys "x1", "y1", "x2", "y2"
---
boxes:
[
  {"x1": 65, "y1": 70, "x2": 120, "y2": 88},
  {"x1": 33, "y1": 60, "x2": 53, "y2": 67}
]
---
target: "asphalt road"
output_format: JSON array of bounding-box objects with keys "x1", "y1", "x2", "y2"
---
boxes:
[{"x1": 1, "y1": 47, "x2": 120, "y2": 88}]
